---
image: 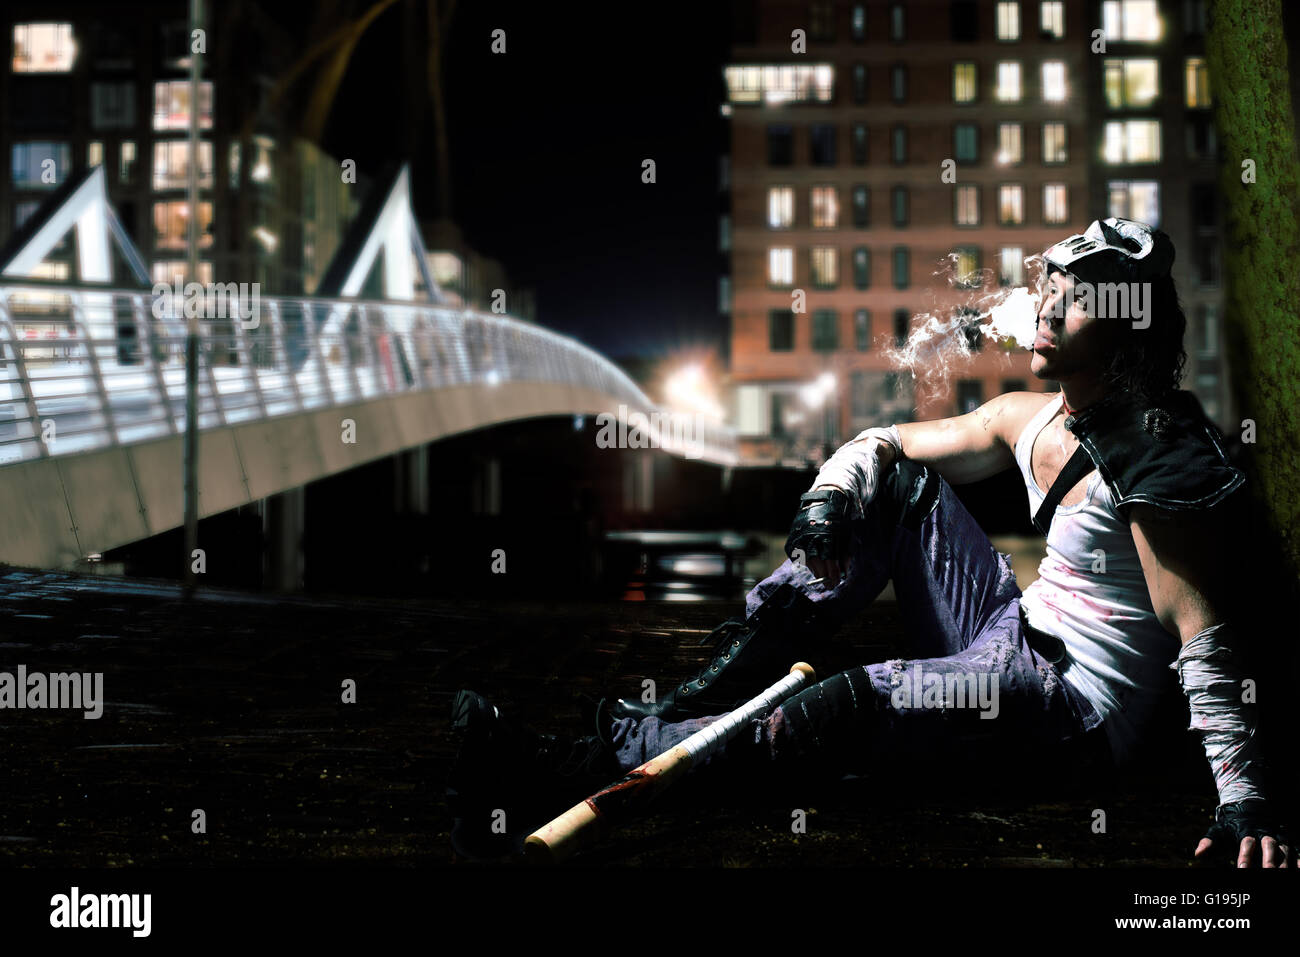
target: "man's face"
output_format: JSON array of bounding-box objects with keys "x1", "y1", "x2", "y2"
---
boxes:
[{"x1": 1030, "y1": 270, "x2": 1112, "y2": 381}]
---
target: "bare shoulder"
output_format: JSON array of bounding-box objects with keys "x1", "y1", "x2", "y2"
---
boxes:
[{"x1": 980, "y1": 391, "x2": 1058, "y2": 452}]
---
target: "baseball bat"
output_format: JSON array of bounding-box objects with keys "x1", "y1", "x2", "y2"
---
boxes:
[{"x1": 523, "y1": 661, "x2": 816, "y2": 864}]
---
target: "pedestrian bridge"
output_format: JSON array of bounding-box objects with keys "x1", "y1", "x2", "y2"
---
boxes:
[{"x1": 0, "y1": 168, "x2": 735, "y2": 570}]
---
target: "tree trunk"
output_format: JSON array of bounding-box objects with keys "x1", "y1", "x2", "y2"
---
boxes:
[{"x1": 1207, "y1": 0, "x2": 1300, "y2": 597}]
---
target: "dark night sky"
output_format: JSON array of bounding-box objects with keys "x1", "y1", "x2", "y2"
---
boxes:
[
  {"x1": 302, "y1": 1, "x2": 733, "y2": 361},
  {"x1": 285, "y1": 1, "x2": 1300, "y2": 362}
]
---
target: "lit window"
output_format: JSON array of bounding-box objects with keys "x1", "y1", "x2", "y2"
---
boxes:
[
  {"x1": 12, "y1": 24, "x2": 75, "y2": 72},
  {"x1": 153, "y1": 141, "x2": 214, "y2": 190},
  {"x1": 811, "y1": 186, "x2": 839, "y2": 228},
  {"x1": 955, "y1": 123, "x2": 979, "y2": 163},
  {"x1": 1107, "y1": 180, "x2": 1160, "y2": 227},
  {"x1": 954, "y1": 249, "x2": 981, "y2": 290},
  {"x1": 997, "y1": 122, "x2": 1023, "y2": 164},
  {"x1": 1041, "y1": 62, "x2": 1067, "y2": 102},
  {"x1": 153, "y1": 200, "x2": 214, "y2": 250},
  {"x1": 120, "y1": 141, "x2": 137, "y2": 185},
  {"x1": 1102, "y1": 1, "x2": 1161, "y2": 42},
  {"x1": 151, "y1": 261, "x2": 214, "y2": 285},
  {"x1": 1186, "y1": 57, "x2": 1211, "y2": 108},
  {"x1": 725, "y1": 64, "x2": 835, "y2": 105},
  {"x1": 953, "y1": 62, "x2": 977, "y2": 103},
  {"x1": 1000, "y1": 246, "x2": 1025, "y2": 286},
  {"x1": 1039, "y1": 1, "x2": 1064, "y2": 38},
  {"x1": 1042, "y1": 122, "x2": 1067, "y2": 163},
  {"x1": 1103, "y1": 120, "x2": 1162, "y2": 163},
  {"x1": 250, "y1": 136, "x2": 275, "y2": 184},
  {"x1": 955, "y1": 185, "x2": 980, "y2": 226},
  {"x1": 999, "y1": 184, "x2": 1025, "y2": 225},
  {"x1": 1103, "y1": 59, "x2": 1159, "y2": 109},
  {"x1": 10, "y1": 142, "x2": 70, "y2": 189},
  {"x1": 768, "y1": 186, "x2": 794, "y2": 228},
  {"x1": 996, "y1": 2, "x2": 1020, "y2": 41},
  {"x1": 1043, "y1": 184, "x2": 1069, "y2": 224},
  {"x1": 996, "y1": 62, "x2": 1022, "y2": 102},
  {"x1": 87, "y1": 141, "x2": 103, "y2": 168},
  {"x1": 153, "y1": 80, "x2": 213, "y2": 131},
  {"x1": 811, "y1": 247, "x2": 839, "y2": 288},
  {"x1": 768, "y1": 247, "x2": 794, "y2": 286}
]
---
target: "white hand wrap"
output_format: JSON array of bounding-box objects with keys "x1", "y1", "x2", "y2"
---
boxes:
[
  {"x1": 810, "y1": 425, "x2": 903, "y2": 519},
  {"x1": 1170, "y1": 622, "x2": 1266, "y2": 806}
]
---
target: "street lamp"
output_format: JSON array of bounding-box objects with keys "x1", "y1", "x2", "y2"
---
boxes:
[{"x1": 799, "y1": 371, "x2": 837, "y2": 460}]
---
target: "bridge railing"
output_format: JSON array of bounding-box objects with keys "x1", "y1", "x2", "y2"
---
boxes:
[{"x1": 0, "y1": 282, "x2": 737, "y2": 467}]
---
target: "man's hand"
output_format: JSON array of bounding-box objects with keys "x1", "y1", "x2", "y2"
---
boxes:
[
  {"x1": 784, "y1": 488, "x2": 853, "y2": 588},
  {"x1": 1194, "y1": 800, "x2": 1292, "y2": 868}
]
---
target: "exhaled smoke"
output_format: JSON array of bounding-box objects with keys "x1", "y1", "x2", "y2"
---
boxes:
[{"x1": 881, "y1": 253, "x2": 1045, "y2": 395}]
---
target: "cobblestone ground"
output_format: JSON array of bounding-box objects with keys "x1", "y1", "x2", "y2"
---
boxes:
[{"x1": 0, "y1": 568, "x2": 1226, "y2": 867}]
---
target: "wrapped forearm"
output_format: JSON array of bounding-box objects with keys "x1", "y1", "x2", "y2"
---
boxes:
[
  {"x1": 811, "y1": 425, "x2": 903, "y2": 518},
  {"x1": 1170, "y1": 622, "x2": 1266, "y2": 806}
]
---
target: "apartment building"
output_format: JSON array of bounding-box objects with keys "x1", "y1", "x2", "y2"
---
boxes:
[
  {"x1": 724, "y1": 0, "x2": 1226, "y2": 466},
  {"x1": 1, "y1": 4, "x2": 358, "y2": 295}
]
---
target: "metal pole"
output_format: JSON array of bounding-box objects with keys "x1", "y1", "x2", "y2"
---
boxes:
[{"x1": 183, "y1": 0, "x2": 204, "y2": 592}]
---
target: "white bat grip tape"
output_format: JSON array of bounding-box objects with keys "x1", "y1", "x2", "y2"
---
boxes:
[{"x1": 678, "y1": 668, "x2": 812, "y2": 763}]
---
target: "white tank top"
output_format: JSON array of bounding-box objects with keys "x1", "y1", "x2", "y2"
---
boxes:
[{"x1": 1015, "y1": 393, "x2": 1180, "y2": 764}]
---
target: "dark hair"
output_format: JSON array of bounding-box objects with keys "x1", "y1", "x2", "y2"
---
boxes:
[{"x1": 1096, "y1": 272, "x2": 1188, "y2": 401}]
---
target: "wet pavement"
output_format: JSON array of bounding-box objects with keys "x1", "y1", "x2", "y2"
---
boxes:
[{"x1": 0, "y1": 568, "x2": 1239, "y2": 867}]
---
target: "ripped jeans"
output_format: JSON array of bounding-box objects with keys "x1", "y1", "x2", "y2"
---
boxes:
[{"x1": 607, "y1": 462, "x2": 1112, "y2": 789}]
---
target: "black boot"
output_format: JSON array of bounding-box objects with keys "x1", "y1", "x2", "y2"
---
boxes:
[
  {"x1": 447, "y1": 689, "x2": 619, "y2": 861},
  {"x1": 600, "y1": 582, "x2": 829, "y2": 723}
]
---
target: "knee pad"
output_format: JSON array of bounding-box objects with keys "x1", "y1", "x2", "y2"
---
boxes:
[
  {"x1": 777, "y1": 667, "x2": 880, "y2": 759},
  {"x1": 878, "y1": 457, "x2": 941, "y2": 532}
]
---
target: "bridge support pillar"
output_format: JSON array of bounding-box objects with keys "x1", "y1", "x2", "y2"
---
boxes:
[
  {"x1": 395, "y1": 446, "x2": 430, "y2": 514},
  {"x1": 622, "y1": 452, "x2": 654, "y2": 513},
  {"x1": 263, "y1": 486, "x2": 305, "y2": 591}
]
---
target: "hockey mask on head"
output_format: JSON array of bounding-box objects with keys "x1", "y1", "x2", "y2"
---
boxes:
[{"x1": 1042, "y1": 217, "x2": 1175, "y2": 288}]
